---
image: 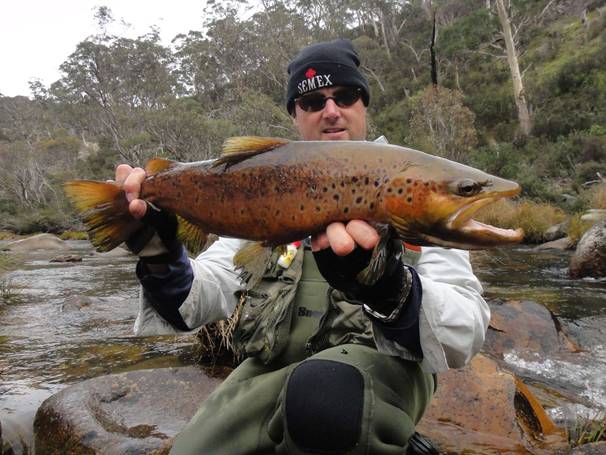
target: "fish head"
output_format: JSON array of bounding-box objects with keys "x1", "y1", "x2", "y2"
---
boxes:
[{"x1": 384, "y1": 157, "x2": 524, "y2": 249}]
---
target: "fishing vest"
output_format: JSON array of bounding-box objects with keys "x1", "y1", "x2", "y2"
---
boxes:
[{"x1": 232, "y1": 244, "x2": 422, "y2": 366}]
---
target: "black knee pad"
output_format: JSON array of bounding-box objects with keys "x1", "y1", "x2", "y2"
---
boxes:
[{"x1": 285, "y1": 359, "x2": 364, "y2": 453}]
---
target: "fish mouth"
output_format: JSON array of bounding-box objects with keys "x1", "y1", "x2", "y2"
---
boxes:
[{"x1": 443, "y1": 188, "x2": 524, "y2": 247}]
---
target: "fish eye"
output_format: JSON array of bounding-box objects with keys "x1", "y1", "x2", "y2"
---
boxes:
[{"x1": 452, "y1": 179, "x2": 482, "y2": 197}]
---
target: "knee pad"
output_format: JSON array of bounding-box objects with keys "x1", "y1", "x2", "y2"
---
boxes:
[{"x1": 285, "y1": 359, "x2": 364, "y2": 453}]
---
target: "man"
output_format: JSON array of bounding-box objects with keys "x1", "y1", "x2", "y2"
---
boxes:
[{"x1": 118, "y1": 39, "x2": 489, "y2": 454}]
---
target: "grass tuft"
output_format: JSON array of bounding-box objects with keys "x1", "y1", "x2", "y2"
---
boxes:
[{"x1": 476, "y1": 198, "x2": 567, "y2": 243}]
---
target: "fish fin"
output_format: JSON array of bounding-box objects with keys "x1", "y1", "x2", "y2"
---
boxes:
[
  {"x1": 213, "y1": 136, "x2": 289, "y2": 167},
  {"x1": 64, "y1": 180, "x2": 140, "y2": 252},
  {"x1": 145, "y1": 158, "x2": 177, "y2": 176},
  {"x1": 234, "y1": 242, "x2": 286, "y2": 288},
  {"x1": 388, "y1": 213, "x2": 426, "y2": 246},
  {"x1": 356, "y1": 224, "x2": 397, "y2": 286},
  {"x1": 176, "y1": 216, "x2": 209, "y2": 255}
]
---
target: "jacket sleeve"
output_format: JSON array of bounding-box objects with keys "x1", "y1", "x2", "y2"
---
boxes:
[
  {"x1": 372, "y1": 247, "x2": 490, "y2": 373},
  {"x1": 134, "y1": 237, "x2": 245, "y2": 336}
]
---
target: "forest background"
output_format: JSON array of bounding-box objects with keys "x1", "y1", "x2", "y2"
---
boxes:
[{"x1": 0, "y1": 0, "x2": 605, "y2": 241}]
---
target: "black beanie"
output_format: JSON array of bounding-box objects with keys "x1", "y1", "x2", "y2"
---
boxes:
[{"x1": 286, "y1": 39, "x2": 370, "y2": 115}]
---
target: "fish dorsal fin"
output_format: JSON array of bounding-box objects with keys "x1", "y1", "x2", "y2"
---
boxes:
[
  {"x1": 145, "y1": 158, "x2": 177, "y2": 176},
  {"x1": 213, "y1": 136, "x2": 289, "y2": 167}
]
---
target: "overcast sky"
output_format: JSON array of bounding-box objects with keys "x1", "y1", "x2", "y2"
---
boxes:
[{"x1": 0, "y1": 1, "x2": 211, "y2": 97}]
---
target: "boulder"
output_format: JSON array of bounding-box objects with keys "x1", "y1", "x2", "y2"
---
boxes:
[
  {"x1": 580, "y1": 209, "x2": 606, "y2": 223},
  {"x1": 535, "y1": 237, "x2": 574, "y2": 251},
  {"x1": 570, "y1": 220, "x2": 606, "y2": 278},
  {"x1": 417, "y1": 354, "x2": 569, "y2": 454},
  {"x1": 34, "y1": 366, "x2": 228, "y2": 455},
  {"x1": 544, "y1": 221, "x2": 570, "y2": 242},
  {"x1": 483, "y1": 299, "x2": 581, "y2": 359},
  {"x1": 3, "y1": 234, "x2": 69, "y2": 252}
]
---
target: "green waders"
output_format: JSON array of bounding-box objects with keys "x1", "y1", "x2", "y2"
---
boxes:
[{"x1": 170, "y1": 250, "x2": 434, "y2": 455}]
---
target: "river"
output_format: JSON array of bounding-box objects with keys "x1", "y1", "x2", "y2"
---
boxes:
[{"x1": 0, "y1": 241, "x2": 605, "y2": 453}]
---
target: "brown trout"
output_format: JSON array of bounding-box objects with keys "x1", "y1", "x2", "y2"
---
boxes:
[{"x1": 64, "y1": 136, "x2": 523, "y2": 255}]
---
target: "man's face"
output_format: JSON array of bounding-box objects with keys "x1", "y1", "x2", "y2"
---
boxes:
[{"x1": 292, "y1": 86, "x2": 367, "y2": 141}]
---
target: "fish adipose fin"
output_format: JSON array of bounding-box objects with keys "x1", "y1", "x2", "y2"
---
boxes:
[
  {"x1": 234, "y1": 242, "x2": 286, "y2": 288},
  {"x1": 213, "y1": 137, "x2": 290, "y2": 167}
]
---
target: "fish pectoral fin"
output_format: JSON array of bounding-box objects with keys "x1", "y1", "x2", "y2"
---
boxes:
[
  {"x1": 213, "y1": 137, "x2": 290, "y2": 167},
  {"x1": 176, "y1": 216, "x2": 209, "y2": 255},
  {"x1": 234, "y1": 242, "x2": 286, "y2": 288},
  {"x1": 388, "y1": 213, "x2": 425, "y2": 246},
  {"x1": 145, "y1": 158, "x2": 178, "y2": 175},
  {"x1": 356, "y1": 224, "x2": 396, "y2": 286}
]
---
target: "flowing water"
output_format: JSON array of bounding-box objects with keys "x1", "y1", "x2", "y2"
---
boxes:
[
  {"x1": 0, "y1": 241, "x2": 196, "y2": 452},
  {"x1": 0, "y1": 241, "x2": 605, "y2": 453}
]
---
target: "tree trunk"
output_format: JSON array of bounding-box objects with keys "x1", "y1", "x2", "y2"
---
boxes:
[{"x1": 495, "y1": 0, "x2": 532, "y2": 136}]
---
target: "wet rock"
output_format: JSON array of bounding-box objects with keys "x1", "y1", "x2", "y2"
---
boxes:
[
  {"x1": 535, "y1": 237, "x2": 574, "y2": 251},
  {"x1": 95, "y1": 247, "x2": 132, "y2": 257},
  {"x1": 3, "y1": 234, "x2": 69, "y2": 252},
  {"x1": 544, "y1": 221, "x2": 570, "y2": 242},
  {"x1": 34, "y1": 366, "x2": 227, "y2": 455},
  {"x1": 50, "y1": 254, "x2": 83, "y2": 263},
  {"x1": 484, "y1": 299, "x2": 581, "y2": 359},
  {"x1": 60, "y1": 296, "x2": 95, "y2": 312},
  {"x1": 417, "y1": 354, "x2": 569, "y2": 454},
  {"x1": 570, "y1": 220, "x2": 606, "y2": 278}
]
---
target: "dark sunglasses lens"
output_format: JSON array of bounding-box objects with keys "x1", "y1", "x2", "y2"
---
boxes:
[
  {"x1": 298, "y1": 95, "x2": 326, "y2": 112},
  {"x1": 334, "y1": 89, "x2": 361, "y2": 107}
]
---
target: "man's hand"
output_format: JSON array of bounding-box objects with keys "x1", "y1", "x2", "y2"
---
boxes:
[
  {"x1": 311, "y1": 220, "x2": 379, "y2": 255},
  {"x1": 114, "y1": 165, "x2": 180, "y2": 269},
  {"x1": 115, "y1": 164, "x2": 148, "y2": 219}
]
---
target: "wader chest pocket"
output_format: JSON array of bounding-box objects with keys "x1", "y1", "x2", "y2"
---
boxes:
[{"x1": 233, "y1": 251, "x2": 304, "y2": 364}]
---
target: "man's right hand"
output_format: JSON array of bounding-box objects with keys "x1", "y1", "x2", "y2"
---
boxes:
[
  {"x1": 114, "y1": 164, "x2": 181, "y2": 266},
  {"x1": 115, "y1": 164, "x2": 148, "y2": 219}
]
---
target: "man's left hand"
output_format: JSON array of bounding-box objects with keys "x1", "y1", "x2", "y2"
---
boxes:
[{"x1": 311, "y1": 220, "x2": 379, "y2": 255}]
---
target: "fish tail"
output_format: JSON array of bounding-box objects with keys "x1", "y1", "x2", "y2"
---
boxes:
[{"x1": 64, "y1": 180, "x2": 140, "y2": 252}]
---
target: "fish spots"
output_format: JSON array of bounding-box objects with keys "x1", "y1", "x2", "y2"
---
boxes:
[
  {"x1": 369, "y1": 202, "x2": 375, "y2": 210},
  {"x1": 316, "y1": 206, "x2": 321, "y2": 212},
  {"x1": 323, "y1": 187, "x2": 328, "y2": 193},
  {"x1": 355, "y1": 196, "x2": 363, "y2": 204},
  {"x1": 406, "y1": 196, "x2": 413, "y2": 204},
  {"x1": 406, "y1": 178, "x2": 412, "y2": 185},
  {"x1": 300, "y1": 204, "x2": 305, "y2": 211},
  {"x1": 343, "y1": 207, "x2": 349, "y2": 214},
  {"x1": 398, "y1": 188, "x2": 404, "y2": 195}
]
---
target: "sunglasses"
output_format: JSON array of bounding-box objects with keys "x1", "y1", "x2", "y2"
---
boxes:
[{"x1": 295, "y1": 87, "x2": 363, "y2": 112}]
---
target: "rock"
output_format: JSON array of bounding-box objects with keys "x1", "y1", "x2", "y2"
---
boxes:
[
  {"x1": 580, "y1": 209, "x2": 606, "y2": 223},
  {"x1": 60, "y1": 296, "x2": 95, "y2": 312},
  {"x1": 417, "y1": 354, "x2": 569, "y2": 454},
  {"x1": 3, "y1": 234, "x2": 69, "y2": 252},
  {"x1": 50, "y1": 254, "x2": 83, "y2": 263},
  {"x1": 569, "y1": 442, "x2": 606, "y2": 454},
  {"x1": 535, "y1": 237, "x2": 574, "y2": 251},
  {"x1": 484, "y1": 299, "x2": 581, "y2": 359},
  {"x1": 95, "y1": 247, "x2": 132, "y2": 257},
  {"x1": 544, "y1": 221, "x2": 570, "y2": 242},
  {"x1": 34, "y1": 366, "x2": 228, "y2": 455},
  {"x1": 570, "y1": 220, "x2": 606, "y2": 278}
]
